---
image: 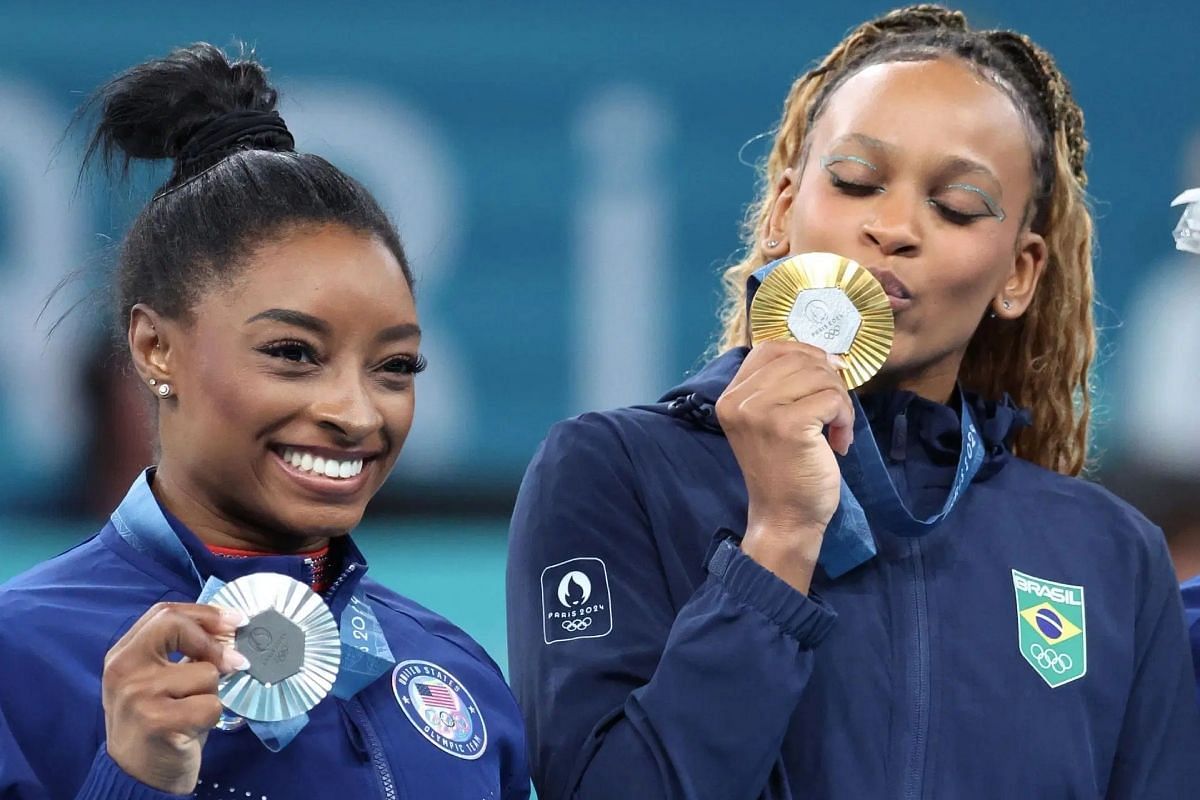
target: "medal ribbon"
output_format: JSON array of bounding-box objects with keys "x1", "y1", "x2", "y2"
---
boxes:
[
  {"x1": 748, "y1": 262, "x2": 985, "y2": 578},
  {"x1": 111, "y1": 470, "x2": 395, "y2": 751}
]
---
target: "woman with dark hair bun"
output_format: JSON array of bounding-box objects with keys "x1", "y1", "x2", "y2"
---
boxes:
[{"x1": 0, "y1": 44, "x2": 528, "y2": 799}]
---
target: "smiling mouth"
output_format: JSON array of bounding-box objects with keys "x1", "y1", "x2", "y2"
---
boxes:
[{"x1": 274, "y1": 446, "x2": 371, "y2": 481}]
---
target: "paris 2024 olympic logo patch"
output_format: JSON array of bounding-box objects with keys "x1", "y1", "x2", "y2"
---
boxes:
[
  {"x1": 540, "y1": 557, "x2": 613, "y2": 644},
  {"x1": 392, "y1": 660, "x2": 487, "y2": 759}
]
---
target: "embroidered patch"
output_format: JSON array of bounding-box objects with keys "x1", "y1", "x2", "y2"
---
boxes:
[
  {"x1": 540, "y1": 557, "x2": 613, "y2": 644},
  {"x1": 392, "y1": 660, "x2": 487, "y2": 759},
  {"x1": 1012, "y1": 569, "x2": 1087, "y2": 688}
]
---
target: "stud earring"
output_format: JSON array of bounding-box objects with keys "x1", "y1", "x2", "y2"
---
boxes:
[
  {"x1": 148, "y1": 379, "x2": 157, "y2": 387},
  {"x1": 765, "y1": 240, "x2": 780, "y2": 248},
  {"x1": 1003, "y1": 300, "x2": 1012, "y2": 310},
  {"x1": 157, "y1": 383, "x2": 172, "y2": 398}
]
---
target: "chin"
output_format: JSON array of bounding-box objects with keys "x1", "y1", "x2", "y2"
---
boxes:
[{"x1": 274, "y1": 504, "x2": 367, "y2": 540}]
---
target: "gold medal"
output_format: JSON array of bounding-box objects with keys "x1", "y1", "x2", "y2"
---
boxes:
[{"x1": 749, "y1": 252, "x2": 894, "y2": 390}]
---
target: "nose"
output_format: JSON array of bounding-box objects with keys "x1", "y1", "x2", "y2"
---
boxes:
[
  {"x1": 860, "y1": 190, "x2": 921, "y2": 258},
  {"x1": 311, "y1": 371, "x2": 385, "y2": 444}
]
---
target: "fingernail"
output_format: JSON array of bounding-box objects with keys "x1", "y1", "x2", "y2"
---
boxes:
[
  {"x1": 827, "y1": 353, "x2": 849, "y2": 370},
  {"x1": 218, "y1": 607, "x2": 249, "y2": 628},
  {"x1": 224, "y1": 647, "x2": 251, "y2": 673}
]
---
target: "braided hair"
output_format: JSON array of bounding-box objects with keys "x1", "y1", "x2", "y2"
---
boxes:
[{"x1": 717, "y1": 4, "x2": 1094, "y2": 476}]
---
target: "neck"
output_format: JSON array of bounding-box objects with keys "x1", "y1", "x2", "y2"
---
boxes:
[
  {"x1": 864, "y1": 355, "x2": 961, "y2": 405},
  {"x1": 151, "y1": 463, "x2": 330, "y2": 555}
]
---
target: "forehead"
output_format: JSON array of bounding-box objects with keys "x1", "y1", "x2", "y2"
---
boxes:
[
  {"x1": 812, "y1": 57, "x2": 1033, "y2": 177},
  {"x1": 220, "y1": 224, "x2": 415, "y2": 324}
]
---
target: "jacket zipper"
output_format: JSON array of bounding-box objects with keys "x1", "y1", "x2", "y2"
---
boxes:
[
  {"x1": 324, "y1": 561, "x2": 358, "y2": 599},
  {"x1": 904, "y1": 538, "x2": 931, "y2": 800},
  {"x1": 349, "y1": 697, "x2": 400, "y2": 800}
]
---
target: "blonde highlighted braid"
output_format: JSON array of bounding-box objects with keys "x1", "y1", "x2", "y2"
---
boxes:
[{"x1": 717, "y1": 4, "x2": 1094, "y2": 476}]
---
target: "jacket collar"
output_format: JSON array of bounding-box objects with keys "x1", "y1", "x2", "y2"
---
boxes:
[{"x1": 109, "y1": 468, "x2": 369, "y2": 604}]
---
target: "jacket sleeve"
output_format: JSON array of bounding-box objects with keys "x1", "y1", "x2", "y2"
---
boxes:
[
  {"x1": 0, "y1": 727, "x2": 187, "y2": 800},
  {"x1": 507, "y1": 413, "x2": 837, "y2": 800},
  {"x1": 73, "y1": 748, "x2": 192, "y2": 800},
  {"x1": 1105, "y1": 526, "x2": 1200, "y2": 798}
]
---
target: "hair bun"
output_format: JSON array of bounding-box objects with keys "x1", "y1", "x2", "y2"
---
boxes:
[{"x1": 84, "y1": 43, "x2": 290, "y2": 179}]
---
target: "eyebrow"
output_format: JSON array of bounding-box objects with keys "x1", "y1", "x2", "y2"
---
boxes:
[
  {"x1": 936, "y1": 156, "x2": 1001, "y2": 188},
  {"x1": 827, "y1": 133, "x2": 899, "y2": 155},
  {"x1": 245, "y1": 308, "x2": 421, "y2": 343},
  {"x1": 829, "y1": 134, "x2": 1000, "y2": 183}
]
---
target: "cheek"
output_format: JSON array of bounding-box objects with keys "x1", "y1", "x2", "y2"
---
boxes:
[
  {"x1": 190, "y1": 353, "x2": 295, "y2": 439},
  {"x1": 920, "y1": 227, "x2": 1013, "y2": 305},
  {"x1": 786, "y1": 183, "x2": 852, "y2": 249},
  {"x1": 378, "y1": 387, "x2": 418, "y2": 460}
]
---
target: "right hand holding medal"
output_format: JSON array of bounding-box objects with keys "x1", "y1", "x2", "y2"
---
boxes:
[
  {"x1": 717, "y1": 340, "x2": 854, "y2": 593},
  {"x1": 101, "y1": 602, "x2": 249, "y2": 794}
]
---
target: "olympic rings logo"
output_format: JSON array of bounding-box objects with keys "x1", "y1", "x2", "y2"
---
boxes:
[
  {"x1": 1029, "y1": 643, "x2": 1073, "y2": 673},
  {"x1": 562, "y1": 617, "x2": 593, "y2": 632}
]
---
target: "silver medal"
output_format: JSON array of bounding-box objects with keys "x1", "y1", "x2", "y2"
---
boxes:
[{"x1": 208, "y1": 572, "x2": 341, "y2": 722}]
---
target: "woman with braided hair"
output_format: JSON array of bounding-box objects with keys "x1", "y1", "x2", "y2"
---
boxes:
[
  {"x1": 508, "y1": 5, "x2": 1200, "y2": 798},
  {"x1": 0, "y1": 44, "x2": 529, "y2": 799}
]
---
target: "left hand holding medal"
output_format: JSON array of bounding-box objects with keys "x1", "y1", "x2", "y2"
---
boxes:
[{"x1": 100, "y1": 602, "x2": 250, "y2": 794}]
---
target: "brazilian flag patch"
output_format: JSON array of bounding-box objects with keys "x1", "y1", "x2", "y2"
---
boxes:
[{"x1": 1012, "y1": 569, "x2": 1087, "y2": 688}]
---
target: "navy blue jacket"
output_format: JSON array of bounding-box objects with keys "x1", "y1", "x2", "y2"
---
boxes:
[
  {"x1": 0, "y1": 473, "x2": 529, "y2": 800},
  {"x1": 507, "y1": 348, "x2": 1200, "y2": 800},
  {"x1": 1180, "y1": 575, "x2": 1200, "y2": 707}
]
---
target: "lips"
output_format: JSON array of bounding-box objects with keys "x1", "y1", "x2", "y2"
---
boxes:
[{"x1": 866, "y1": 267, "x2": 912, "y2": 301}]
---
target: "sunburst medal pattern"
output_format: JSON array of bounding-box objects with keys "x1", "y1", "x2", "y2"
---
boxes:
[{"x1": 749, "y1": 252, "x2": 894, "y2": 390}]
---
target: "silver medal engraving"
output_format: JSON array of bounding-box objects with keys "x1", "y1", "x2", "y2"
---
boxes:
[
  {"x1": 786, "y1": 287, "x2": 862, "y2": 355},
  {"x1": 208, "y1": 573, "x2": 341, "y2": 723}
]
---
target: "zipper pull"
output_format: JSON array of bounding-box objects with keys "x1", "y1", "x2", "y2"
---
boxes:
[
  {"x1": 339, "y1": 702, "x2": 371, "y2": 763},
  {"x1": 890, "y1": 411, "x2": 908, "y2": 462}
]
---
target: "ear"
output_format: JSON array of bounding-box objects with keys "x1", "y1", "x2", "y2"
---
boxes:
[
  {"x1": 761, "y1": 167, "x2": 800, "y2": 260},
  {"x1": 128, "y1": 304, "x2": 177, "y2": 390},
  {"x1": 992, "y1": 231, "x2": 1048, "y2": 319}
]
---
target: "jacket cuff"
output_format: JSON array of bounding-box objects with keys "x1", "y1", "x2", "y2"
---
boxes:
[
  {"x1": 76, "y1": 746, "x2": 193, "y2": 800},
  {"x1": 706, "y1": 536, "x2": 837, "y2": 648}
]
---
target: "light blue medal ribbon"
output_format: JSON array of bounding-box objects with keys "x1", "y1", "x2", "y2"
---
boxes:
[
  {"x1": 111, "y1": 470, "x2": 395, "y2": 751},
  {"x1": 747, "y1": 263, "x2": 985, "y2": 578}
]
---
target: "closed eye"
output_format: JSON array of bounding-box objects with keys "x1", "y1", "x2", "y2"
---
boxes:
[
  {"x1": 821, "y1": 155, "x2": 882, "y2": 198},
  {"x1": 928, "y1": 200, "x2": 989, "y2": 226},
  {"x1": 829, "y1": 174, "x2": 882, "y2": 197}
]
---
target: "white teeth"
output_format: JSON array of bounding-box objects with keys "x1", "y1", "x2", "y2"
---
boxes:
[{"x1": 280, "y1": 449, "x2": 367, "y2": 480}]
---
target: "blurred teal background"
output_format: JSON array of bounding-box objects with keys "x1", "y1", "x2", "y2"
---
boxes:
[{"x1": 1, "y1": 0, "x2": 1199, "y2": 655}]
